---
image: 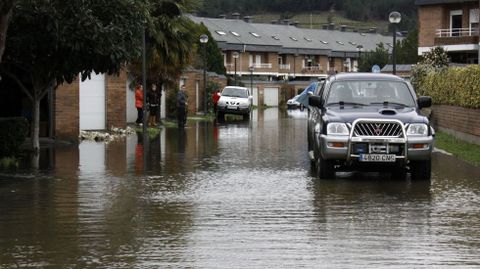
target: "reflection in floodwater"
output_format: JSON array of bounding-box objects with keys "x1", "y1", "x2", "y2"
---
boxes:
[{"x1": 1, "y1": 108, "x2": 480, "y2": 268}]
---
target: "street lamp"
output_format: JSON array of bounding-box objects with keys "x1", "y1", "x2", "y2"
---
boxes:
[
  {"x1": 200, "y1": 34, "x2": 209, "y2": 115},
  {"x1": 389, "y1": 11, "x2": 401, "y2": 75},
  {"x1": 249, "y1": 65, "x2": 254, "y2": 93},
  {"x1": 232, "y1": 51, "x2": 240, "y2": 85},
  {"x1": 356, "y1": 45, "x2": 363, "y2": 72}
]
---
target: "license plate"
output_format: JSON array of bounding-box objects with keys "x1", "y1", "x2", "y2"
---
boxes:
[
  {"x1": 227, "y1": 105, "x2": 238, "y2": 110},
  {"x1": 359, "y1": 154, "x2": 396, "y2": 162}
]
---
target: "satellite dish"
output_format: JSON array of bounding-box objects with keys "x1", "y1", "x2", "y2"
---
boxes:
[{"x1": 371, "y1": 65, "x2": 381, "y2": 73}]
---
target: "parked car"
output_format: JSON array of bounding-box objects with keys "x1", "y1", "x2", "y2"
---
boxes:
[
  {"x1": 217, "y1": 86, "x2": 253, "y2": 121},
  {"x1": 287, "y1": 95, "x2": 302, "y2": 109},
  {"x1": 307, "y1": 73, "x2": 434, "y2": 180}
]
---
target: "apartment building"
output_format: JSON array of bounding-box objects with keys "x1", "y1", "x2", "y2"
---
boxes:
[
  {"x1": 417, "y1": 0, "x2": 479, "y2": 64},
  {"x1": 189, "y1": 15, "x2": 395, "y2": 80}
]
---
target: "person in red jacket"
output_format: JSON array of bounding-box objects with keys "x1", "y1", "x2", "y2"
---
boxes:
[
  {"x1": 135, "y1": 85, "x2": 144, "y2": 125},
  {"x1": 212, "y1": 89, "x2": 221, "y2": 114}
]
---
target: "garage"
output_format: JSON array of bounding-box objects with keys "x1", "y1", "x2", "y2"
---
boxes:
[
  {"x1": 250, "y1": 87, "x2": 258, "y2": 106},
  {"x1": 80, "y1": 73, "x2": 106, "y2": 130},
  {"x1": 264, "y1": 87, "x2": 279, "y2": 107}
]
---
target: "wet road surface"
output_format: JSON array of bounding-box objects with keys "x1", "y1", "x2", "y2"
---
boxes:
[{"x1": 1, "y1": 108, "x2": 480, "y2": 268}]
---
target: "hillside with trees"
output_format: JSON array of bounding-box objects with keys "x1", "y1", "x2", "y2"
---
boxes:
[{"x1": 198, "y1": 0, "x2": 416, "y2": 31}]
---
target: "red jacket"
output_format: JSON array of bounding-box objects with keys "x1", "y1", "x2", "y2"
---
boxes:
[
  {"x1": 212, "y1": 92, "x2": 221, "y2": 104},
  {"x1": 135, "y1": 88, "x2": 143, "y2": 108}
]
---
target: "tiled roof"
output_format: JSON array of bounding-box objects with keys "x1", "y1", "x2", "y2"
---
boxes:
[{"x1": 189, "y1": 15, "x2": 396, "y2": 56}]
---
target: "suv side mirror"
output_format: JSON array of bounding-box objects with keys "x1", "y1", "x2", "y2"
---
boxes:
[
  {"x1": 417, "y1": 96, "x2": 432, "y2": 109},
  {"x1": 309, "y1": 95, "x2": 323, "y2": 108}
]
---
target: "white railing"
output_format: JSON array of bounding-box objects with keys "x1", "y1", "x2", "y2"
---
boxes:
[
  {"x1": 302, "y1": 65, "x2": 322, "y2": 71},
  {"x1": 436, "y1": 28, "x2": 479, "y2": 37},
  {"x1": 224, "y1": 63, "x2": 234, "y2": 68},
  {"x1": 279, "y1": 64, "x2": 291, "y2": 70},
  {"x1": 252, "y1": 63, "x2": 272, "y2": 69}
]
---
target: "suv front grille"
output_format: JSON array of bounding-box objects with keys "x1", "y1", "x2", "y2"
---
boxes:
[{"x1": 353, "y1": 122, "x2": 403, "y2": 137}]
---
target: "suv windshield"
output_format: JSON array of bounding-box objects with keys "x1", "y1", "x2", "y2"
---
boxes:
[
  {"x1": 222, "y1": 88, "x2": 248, "y2": 98},
  {"x1": 326, "y1": 80, "x2": 416, "y2": 107}
]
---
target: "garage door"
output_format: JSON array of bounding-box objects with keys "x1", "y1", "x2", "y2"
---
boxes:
[
  {"x1": 250, "y1": 87, "x2": 258, "y2": 106},
  {"x1": 80, "y1": 73, "x2": 105, "y2": 130},
  {"x1": 264, "y1": 87, "x2": 279, "y2": 106}
]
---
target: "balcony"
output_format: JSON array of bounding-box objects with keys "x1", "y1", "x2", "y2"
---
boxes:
[
  {"x1": 301, "y1": 64, "x2": 323, "y2": 74},
  {"x1": 435, "y1": 28, "x2": 479, "y2": 46},
  {"x1": 252, "y1": 63, "x2": 272, "y2": 69}
]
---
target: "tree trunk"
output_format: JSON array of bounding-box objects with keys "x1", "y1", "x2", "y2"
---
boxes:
[
  {"x1": 31, "y1": 94, "x2": 40, "y2": 154},
  {"x1": 0, "y1": 7, "x2": 12, "y2": 63}
]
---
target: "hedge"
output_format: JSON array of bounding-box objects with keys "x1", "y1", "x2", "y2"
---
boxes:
[
  {"x1": 415, "y1": 65, "x2": 480, "y2": 109},
  {"x1": 0, "y1": 117, "x2": 28, "y2": 157}
]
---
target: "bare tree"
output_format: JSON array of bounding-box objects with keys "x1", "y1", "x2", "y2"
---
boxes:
[{"x1": 0, "y1": 0, "x2": 14, "y2": 63}]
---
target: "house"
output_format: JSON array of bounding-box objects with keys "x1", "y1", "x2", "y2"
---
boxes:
[
  {"x1": 381, "y1": 64, "x2": 413, "y2": 79},
  {"x1": 416, "y1": 0, "x2": 479, "y2": 64},
  {"x1": 188, "y1": 15, "x2": 397, "y2": 106}
]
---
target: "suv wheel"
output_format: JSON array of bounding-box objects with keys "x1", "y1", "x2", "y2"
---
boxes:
[
  {"x1": 217, "y1": 112, "x2": 224, "y2": 122},
  {"x1": 317, "y1": 155, "x2": 335, "y2": 179},
  {"x1": 410, "y1": 160, "x2": 431, "y2": 181},
  {"x1": 243, "y1": 113, "x2": 250, "y2": 121}
]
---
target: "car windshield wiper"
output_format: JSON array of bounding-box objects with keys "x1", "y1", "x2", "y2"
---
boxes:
[
  {"x1": 326, "y1": 101, "x2": 367, "y2": 106},
  {"x1": 370, "y1": 101, "x2": 409, "y2": 107}
]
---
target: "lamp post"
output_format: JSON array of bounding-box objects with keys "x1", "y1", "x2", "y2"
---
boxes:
[
  {"x1": 249, "y1": 65, "x2": 254, "y2": 93},
  {"x1": 200, "y1": 34, "x2": 209, "y2": 115},
  {"x1": 389, "y1": 11, "x2": 402, "y2": 75},
  {"x1": 356, "y1": 45, "x2": 363, "y2": 72},
  {"x1": 232, "y1": 51, "x2": 239, "y2": 86}
]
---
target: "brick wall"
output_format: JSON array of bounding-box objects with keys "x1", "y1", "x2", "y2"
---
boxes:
[
  {"x1": 431, "y1": 105, "x2": 480, "y2": 144},
  {"x1": 55, "y1": 78, "x2": 80, "y2": 141},
  {"x1": 106, "y1": 71, "x2": 127, "y2": 129},
  {"x1": 418, "y1": 5, "x2": 444, "y2": 47}
]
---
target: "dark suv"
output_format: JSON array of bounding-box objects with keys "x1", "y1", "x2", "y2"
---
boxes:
[{"x1": 307, "y1": 73, "x2": 434, "y2": 180}]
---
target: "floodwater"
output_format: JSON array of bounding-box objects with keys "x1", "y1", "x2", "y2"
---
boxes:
[{"x1": 1, "y1": 108, "x2": 480, "y2": 268}]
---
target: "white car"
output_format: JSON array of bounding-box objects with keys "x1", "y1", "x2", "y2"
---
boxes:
[
  {"x1": 287, "y1": 95, "x2": 302, "y2": 109},
  {"x1": 217, "y1": 86, "x2": 252, "y2": 121}
]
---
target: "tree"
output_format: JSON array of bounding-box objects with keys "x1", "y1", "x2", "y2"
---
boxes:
[
  {"x1": 1, "y1": 0, "x2": 148, "y2": 153},
  {"x1": 0, "y1": 0, "x2": 14, "y2": 63},
  {"x1": 128, "y1": 0, "x2": 201, "y2": 91},
  {"x1": 395, "y1": 28, "x2": 419, "y2": 64},
  {"x1": 195, "y1": 24, "x2": 226, "y2": 75},
  {"x1": 358, "y1": 43, "x2": 390, "y2": 72}
]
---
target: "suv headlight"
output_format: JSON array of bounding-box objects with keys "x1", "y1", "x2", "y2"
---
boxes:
[
  {"x1": 327, "y1": 122, "x2": 349, "y2": 135},
  {"x1": 407, "y1": 123, "x2": 428, "y2": 136}
]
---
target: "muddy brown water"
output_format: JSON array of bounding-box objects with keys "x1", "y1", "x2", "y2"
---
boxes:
[{"x1": 1, "y1": 109, "x2": 480, "y2": 268}]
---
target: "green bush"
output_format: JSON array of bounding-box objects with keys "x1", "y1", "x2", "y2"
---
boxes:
[
  {"x1": 414, "y1": 65, "x2": 480, "y2": 109},
  {"x1": 0, "y1": 117, "x2": 28, "y2": 157}
]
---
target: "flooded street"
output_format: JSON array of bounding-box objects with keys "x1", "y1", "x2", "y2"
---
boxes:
[{"x1": 1, "y1": 108, "x2": 480, "y2": 268}]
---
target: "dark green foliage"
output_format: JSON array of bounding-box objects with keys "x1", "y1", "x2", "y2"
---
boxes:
[
  {"x1": 0, "y1": 117, "x2": 28, "y2": 157},
  {"x1": 358, "y1": 43, "x2": 390, "y2": 72},
  {"x1": 199, "y1": 0, "x2": 416, "y2": 31},
  {"x1": 196, "y1": 24, "x2": 226, "y2": 75}
]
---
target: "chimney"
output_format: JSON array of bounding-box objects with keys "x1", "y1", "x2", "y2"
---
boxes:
[
  {"x1": 243, "y1": 16, "x2": 252, "y2": 23},
  {"x1": 218, "y1": 14, "x2": 226, "y2": 19},
  {"x1": 340, "y1": 25, "x2": 347, "y2": 32},
  {"x1": 328, "y1": 22, "x2": 335, "y2": 30},
  {"x1": 232, "y1": 12, "x2": 240, "y2": 20}
]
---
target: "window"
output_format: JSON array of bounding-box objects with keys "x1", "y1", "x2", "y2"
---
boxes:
[
  {"x1": 304, "y1": 37, "x2": 312, "y2": 42},
  {"x1": 215, "y1": 30, "x2": 226, "y2": 36},
  {"x1": 349, "y1": 41, "x2": 357, "y2": 46},
  {"x1": 290, "y1": 37, "x2": 298, "y2": 41},
  {"x1": 250, "y1": 32, "x2": 260, "y2": 38},
  {"x1": 336, "y1": 41, "x2": 345, "y2": 45},
  {"x1": 320, "y1": 40, "x2": 329, "y2": 44},
  {"x1": 271, "y1": 35, "x2": 280, "y2": 40},
  {"x1": 470, "y1": 9, "x2": 479, "y2": 34},
  {"x1": 230, "y1": 31, "x2": 240, "y2": 37}
]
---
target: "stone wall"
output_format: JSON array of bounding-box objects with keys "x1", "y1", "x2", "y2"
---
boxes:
[{"x1": 431, "y1": 105, "x2": 480, "y2": 145}]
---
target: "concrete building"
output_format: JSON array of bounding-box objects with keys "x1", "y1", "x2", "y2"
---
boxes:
[{"x1": 417, "y1": 0, "x2": 479, "y2": 64}]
